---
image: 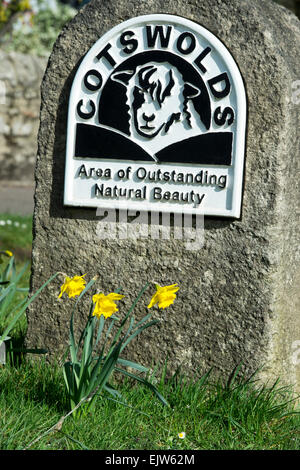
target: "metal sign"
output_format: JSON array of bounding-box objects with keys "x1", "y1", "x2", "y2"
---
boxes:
[{"x1": 64, "y1": 14, "x2": 247, "y2": 217}]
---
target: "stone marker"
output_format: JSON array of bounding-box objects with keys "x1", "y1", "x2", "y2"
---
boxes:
[{"x1": 26, "y1": 0, "x2": 300, "y2": 393}]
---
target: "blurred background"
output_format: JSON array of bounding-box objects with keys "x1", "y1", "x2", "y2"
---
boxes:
[{"x1": 0, "y1": 0, "x2": 299, "y2": 197}]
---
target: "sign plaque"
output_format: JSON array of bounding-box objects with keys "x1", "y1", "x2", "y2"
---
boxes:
[{"x1": 64, "y1": 14, "x2": 247, "y2": 217}]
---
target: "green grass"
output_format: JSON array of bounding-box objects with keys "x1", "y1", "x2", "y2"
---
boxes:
[
  {"x1": 0, "y1": 359, "x2": 299, "y2": 450},
  {"x1": 0, "y1": 213, "x2": 299, "y2": 450}
]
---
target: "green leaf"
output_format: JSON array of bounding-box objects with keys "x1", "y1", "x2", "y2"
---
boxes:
[
  {"x1": 68, "y1": 277, "x2": 98, "y2": 362},
  {"x1": 116, "y1": 358, "x2": 149, "y2": 374},
  {"x1": 115, "y1": 367, "x2": 169, "y2": 407},
  {"x1": 0, "y1": 284, "x2": 14, "y2": 305},
  {"x1": 131, "y1": 312, "x2": 152, "y2": 332},
  {"x1": 69, "y1": 310, "x2": 77, "y2": 365},
  {"x1": 120, "y1": 319, "x2": 159, "y2": 353},
  {"x1": 95, "y1": 314, "x2": 105, "y2": 349},
  {"x1": 124, "y1": 315, "x2": 135, "y2": 340},
  {"x1": 2, "y1": 255, "x2": 15, "y2": 282},
  {"x1": 126, "y1": 283, "x2": 150, "y2": 317},
  {"x1": 63, "y1": 362, "x2": 75, "y2": 396},
  {"x1": 98, "y1": 315, "x2": 117, "y2": 359},
  {"x1": 76, "y1": 349, "x2": 95, "y2": 402},
  {"x1": 106, "y1": 283, "x2": 149, "y2": 355},
  {"x1": 103, "y1": 383, "x2": 123, "y2": 400},
  {"x1": 8, "y1": 348, "x2": 48, "y2": 355},
  {"x1": 81, "y1": 316, "x2": 95, "y2": 370},
  {"x1": 100, "y1": 391, "x2": 152, "y2": 418},
  {"x1": 10, "y1": 261, "x2": 29, "y2": 286},
  {"x1": 87, "y1": 341, "x2": 122, "y2": 400},
  {"x1": 0, "y1": 296, "x2": 27, "y2": 339},
  {"x1": 0, "y1": 272, "x2": 59, "y2": 344},
  {"x1": 0, "y1": 284, "x2": 17, "y2": 321}
]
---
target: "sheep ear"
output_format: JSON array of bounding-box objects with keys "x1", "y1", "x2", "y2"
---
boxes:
[
  {"x1": 184, "y1": 82, "x2": 201, "y2": 99},
  {"x1": 111, "y1": 70, "x2": 135, "y2": 86}
]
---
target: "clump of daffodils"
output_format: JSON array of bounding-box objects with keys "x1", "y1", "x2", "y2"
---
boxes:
[{"x1": 57, "y1": 274, "x2": 178, "y2": 416}]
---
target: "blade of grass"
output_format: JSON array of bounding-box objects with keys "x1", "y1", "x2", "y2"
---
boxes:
[{"x1": 58, "y1": 431, "x2": 90, "y2": 450}]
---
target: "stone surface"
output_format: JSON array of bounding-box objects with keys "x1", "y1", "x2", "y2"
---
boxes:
[
  {"x1": 276, "y1": 0, "x2": 300, "y2": 18},
  {"x1": 26, "y1": 0, "x2": 300, "y2": 393},
  {"x1": 0, "y1": 52, "x2": 47, "y2": 182}
]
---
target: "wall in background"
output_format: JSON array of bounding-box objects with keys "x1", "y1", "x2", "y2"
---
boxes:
[{"x1": 0, "y1": 52, "x2": 46, "y2": 182}]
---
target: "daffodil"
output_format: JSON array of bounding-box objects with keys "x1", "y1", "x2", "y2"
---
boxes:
[
  {"x1": 0, "y1": 250, "x2": 13, "y2": 257},
  {"x1": 178, "y1": 432, "x2": 186, "y2": 439},
  {"x1": 58, "y1": 274, "x2": 87, "y2": 299},
  {"x1": 92, "y1": 292, "x2": 125, "y2": 319},
  {"x1": 147, "y1": 283, "x2": 179, "y2": 309},
  {"x1": 0, "y1": 250, "x2": 13, "y2": 264}
]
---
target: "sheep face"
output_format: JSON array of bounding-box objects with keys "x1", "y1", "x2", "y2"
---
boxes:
[{"x1": 111, "y1": 62, "x2": 200, "y2": 140}]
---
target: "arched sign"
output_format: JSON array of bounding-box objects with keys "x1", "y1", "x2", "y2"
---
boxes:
[{"x1": 64, "y1": 14, "x2": 247, "y2": 217}]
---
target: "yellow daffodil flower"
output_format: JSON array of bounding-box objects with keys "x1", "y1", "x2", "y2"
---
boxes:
[
  {"x1": 92, "y1": 292, "x2": 125, "y2": 319},
  {"x1": 147, "y1": 283, "x2": 179, "y2": 309},
  {"x1": 58, "y1": 274, "x2": 87, "y2": 299},
  {"x1": 5, "y1": 250, "x2": 13, "y2": 257}
]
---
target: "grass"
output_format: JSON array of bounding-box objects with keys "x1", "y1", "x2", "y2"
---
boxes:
[
  {"x1": 0, "y1": 213, "x2": 300, "y2": 450},
  {"x1": 0, "y1": 359, "x2": 299, "y2": 450}
]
